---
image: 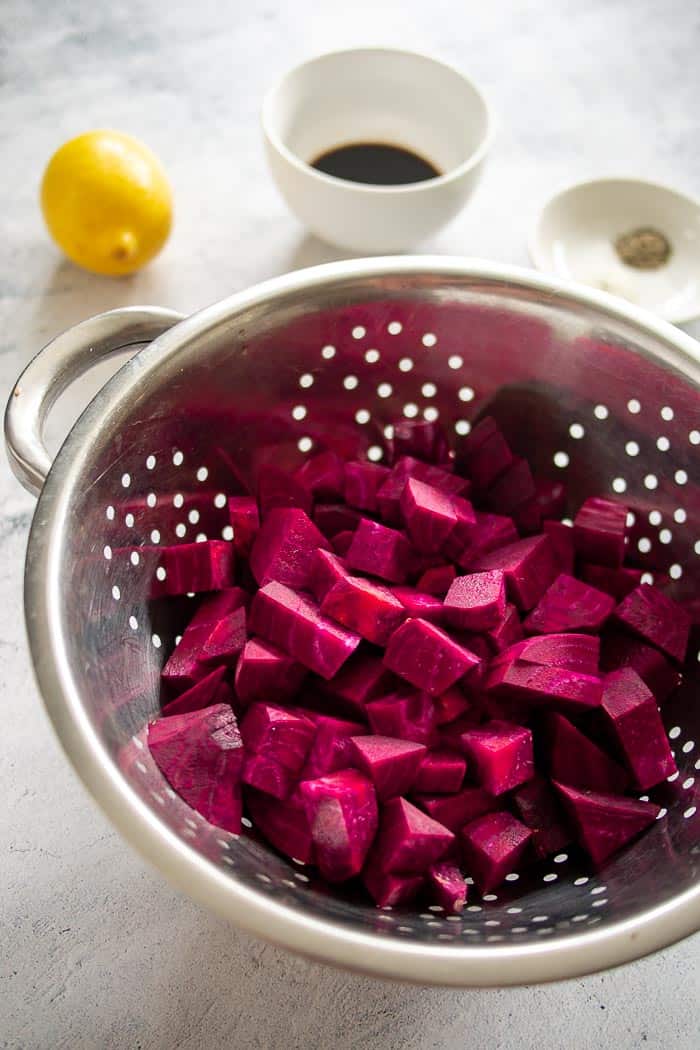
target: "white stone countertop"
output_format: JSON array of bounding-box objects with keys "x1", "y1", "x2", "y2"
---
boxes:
[{"x1": 1, "y1": 1, "x2": 699, "y2": 1047}]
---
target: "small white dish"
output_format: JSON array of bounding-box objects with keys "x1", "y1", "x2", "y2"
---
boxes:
[
  {"x1": 530, "y1": 177, "x2": 700, "y2": 324},
  {"x1": 262, "y1": 48, "x2": 492, "y2": 253}
]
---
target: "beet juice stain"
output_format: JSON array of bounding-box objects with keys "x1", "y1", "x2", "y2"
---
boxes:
[{"x1": 311, "y1": 142, "x2": 440, "y2": 185}]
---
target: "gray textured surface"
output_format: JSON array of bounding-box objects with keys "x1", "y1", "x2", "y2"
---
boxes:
[{"x1": 1, "y1": 1, "x2": 700, "y2": 1047}]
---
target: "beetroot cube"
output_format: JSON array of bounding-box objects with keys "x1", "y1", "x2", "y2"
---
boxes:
[
  {"x1": 427, "y1": 861, "x2": 468, "y2": 914},
  {"x1": 250, "y1": 582, "x2": 360, "y2": 679},
  {"x1": 295, "y1": 450, "x2": 345, "y2": 501},
  {"x1": 322, "y1": 654, "x2": 393, "y2": 716},
  {"x1": 363, "y1": 862, "x2": 424, "y2": 907},
  {"x1": 309, "y1": 549, "x2": 350, "y2": 602},
  {"x1": 161, "y1": 587, "x2": 248, "y2": 690},
  {"x1": 580, "y1": 564, "x2": 643, "y2": 601},
  {"x1": 345, "y1": 518, "x2": 412, "y2": 583},
  {"x1": 458, "y1": 511, "x2": 519, "y2": 569},
  {"x1": 457, "y1": 416, "x2": 514, "y2": 490},
  {"x1": 377, "y1": 456, "x2": 467, "y2": 524},
  {"x1": 600, "y1": 632, "x2": 681, "y2": 702},
  {"x1": 242, "y1": 751, "x2": 296, "y2": 799},
  {"x1": 155, "y1": 539, "x2": 235, "y2": 596},
  {"x1": 400, "y1": 477, "x2": 458, "y2": 553},
  {"x1": 433, "y1": 686, "x2": 472, "y2": 726},
  {"x1": 412, "y1": 750, "x2": 466, "y2": 794},
  {"x1": 390, "y1": 586, "x2": 444, "y2": 623},
  {"x1": 484, "y1": 456, "x2": 535, "y2": 515},
  {"x1": 543, "y1": 520, "x2": 575, "y2": 574},
  {"x1": 234, "y1": 638, "x2": 306, "y2": 707},
  {"x1": 461, "y1": 811, "x2": 531, "y2": 893},
  {"x1": 471, "y1": 534, "x2": 558, "y2": 611},
  {"x1": 524, "y1": 573, "x2": 615, "y2": 634},
  {"x1": 299, "y1": 713, "x2": 367, "y2": 779},
  {"x1": 545, "y1": 712, "x2": 629, "y2": 793},
  {"x1": 366, "y1": 688, "x2": 436, "y2": 745},
  {"x1": 415, "y1": 787, "x2": 498, "y2": 833},
  {"x1": 601, "y1": 669, "x2": 677, "y2": 789},
  {"x1": 417, "y1": 563, "x2": 456, "y2": 597},
  {"x1": 512, "y1": 775, "x2": 571, "y2": 858},
  {"x1": 384, "y1": 618, "x2": 481, "y2": 695},
  {"x1": 349, "y1": 735, "x2": 426, "y2": 801},
  {"x1": 299, "y1": 770, "x2": 378, "y2": 882},
  {"x1": 486, "y1": 659, "x2": 603, "y2": 713},
  {"x1": 249, "y1": 507, "x2": 329, "y2": 590},
  {"x1": 344, "y1": 460, "x2": 390, "y2": 512},
  {"x1": 444, "y1": 571, "x2": 506, "y2": 631},
  {"x1": 331, "y1": 530, "x2": 355, "y2": 556},
  {"x1": 484, "y1": 603, "x2": 523, "y2": 654},
  {"x1": 162, "y1": 666, "x2": 228, "y2": 717},
  {"x1": 241, "y1": 703, "x2": 315, "y2": 773},
  {"x1": 442, "y1": 496, "x2": 478, "y2": 562},
  {"x1": 494, "y1": 633, "x2": 600, "y2": 675},
  {"x1": 313, "y1": 503, "x2": 362, "y2": 537},
  {"x1": 573, "y1": 496, "x2": 628, "y2": 567},
  {"x1": 392, "y1": 419, "x2": 450, "y2": 463},
  {"x1": 148, "y1": 703, "x2": 243, "y2": 833},
  {"x1": 459, "y1": 720, "x2": 533, "y2": 795},
  {"x1": 197, "y1": 606, "x2": 247, "y2": 666},
  {"x1": 257, "y1": 464, "x2": 312, "y2": 517},
  {"x1": 321, "y1": 575, "x2": 406, "y2": 646},
  {"x1": 246, "y1": 786, "x2": 315, "y2": 863},
  {"x1": 372, "y1": 797, "x2": 454, "y2": 874},
  {"x1": 226, "y1": 496, "x2": 259, "y2": 558},
  {"x1": 614, "y1": 584, "x2": 691, "y2": 663},
  {"x1": 554, "y1": 781, "x2": 660, "y2": 866}
]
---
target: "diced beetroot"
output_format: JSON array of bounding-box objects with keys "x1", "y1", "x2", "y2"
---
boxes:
[
  {"x1": 493, "y1": 633, "x2": 600, "y2": 675},
  {"x1": 580, "y1": 564, "x2": 643, "y2": 601},
  {"x1": 227, "y1": 496, "x2": 259, "y2": 557},
  {"x1": 161, "y1": 588, "x2": 249, "y2": 691},
  {"x1": 444, "y1": 571, "x2": 506, "y2": 632},
  {"x1": 400, "y1": 477, "x2": 458, "y2": 553},
  {"x1": 532, "y1": 478, "x2": 567, "y2": 521},
  {"x1": 246, "y1": 786, "x2": 315, "y2": 863},
  {"x1": 299, "y1": 770, "x2": 378, "y2": 882},
  {"x1": 377, "y1": 456, "x2": 468, "y2": 524},
  {"x1": 415, "y1": 787, "x2": 498, "y2": 833},
  {"x1": 600, "y1": 632, "x2": 681, "y2": 702},
  {"x1": 461, "y1": 811, "x2": 531, "y2": 893},
  {"x1": 367, "y1": 688, "x2": 436, "y2": 745},
  {"x1": 161, "y1": 666, "x2": 228, "y2": 717},
  {"x1": 614, "y1": 584, "x2": 691, "y2": 664},
  {"x1": 601, "y1": 669, "x2": 677, "y2": 789},
  {"x1": 417, "y1": 563, "x2": 456, "y2": 597},
  {"x1": 543, "y1": 520, "x2": 575, "y2": 574},
  {"x1": 299, "y1": 713, "x2": 367, "y2": 779},
  {"x1": 573, "y1": 496, "x2": 628, "y2": 567},
  {"x1": 148, "y1": 703, "x2": 243, "y2": 833},
  {"x1": 484, "y1": 603, "x2": 523, "y2": 653},
  {"x1": 234, "y1": 638, "x2": 306, "y2": 707},
  {"x1": 484, "y1": 456, "x2": 535, "y2": 515},
  {"x1": 390, "y1": 586, "x2": 444, "y2": 623},
  {"x1": 197, "y1": 606, "x2": 247, "y2": 666},
  {"x1": 392, "y1": 419, "x2": 450, "y2": 464},
  {"x1": 257, "y1": 464, "x2": 312, "y2": 517},
  {"x1": 427, "y1": 861, "x2": 468, "y2": 914},
  {"x1": 524, "y1": 573, "x2": 615, "y2": 634},
  {"x1": 441, "y1": 496, "x2": 478, "y2": 562},
  {"x1": 457, "y1": 416, "x2": 514, "y2": 490},
  {"x1": 153, "y1": 540, "x2": 235, "y2": 596},
  {"x1": 459, "y1": 721, "x2": 533, "y2": 795},
  {"x1": 412, "y1": 750, "x2": 466, "y2": 794},
  {"x1": 295, "y1": 451, "x2": 345, "y2": 501},
  {"x1": 190, "y1": 586, "x2": 250, "y2": 629},
  {"x1": 363, "y1": 861, "x2": 424, "y2": 907},
  {"x1": 512, "y1": 775, "x2": 571, "y2": 858},
  {"x1": 249, "y1": 581, "x2": 360, "y2": 679},
  {"x1": 545, "y1": 712, "x2": 629, "y2": 793},
  {"x1": 241, "y1": 703, "x2": 315, "y2": 773},
  {"x1": 554, "y1": 781, "x2": 660, "y2": 866},
  {"x1": 249, "y1": 507, "x2": 330, "y2": 590},
  {"x1": 486, "y1": 658, "x2": 603, "y2": 713},
  {"x1": 344, "y1": 460, "x2": 391, "y2": 512},
  {"x1": 322, "y1": 654, "x2": 394, "y2": 716},
  {"x1": 433, "y1": 686, "x2": 472, "y2": 726},
  {"x1": 471, "y1": 534, "x2": 558, "y2": 611},
  {"x1": 345, "y1": 518, "x2": 412, "y2": 583},
  {"x1": 384, "y1": 618, "x2": 481, "y2": 695},
  {"x1": 313, "y1": 503, "x2": 362, "y2": 537},
  {"x1": 331, "y1": 531, "x2": 355, "y2": 556},
  {"x1": 242, "y1": 751, "x2": 296, "y2": 799},
  {"x1": 372, "y1": 797, "x2": 454, "y2": 874},
  {"x1": 321, "y1": 575, "x2": 406, "y2": 646},
  {"x1": 348, "y1": 735, "x2": 426, "y2": 800},
  {"x1": 309, "y1": 549, "x2": 350, "y2": 603}
]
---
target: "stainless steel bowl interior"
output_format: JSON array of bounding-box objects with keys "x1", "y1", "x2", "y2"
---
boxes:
[{"x1": 22, "y1": 259, "x2": 700, "y2": 984}]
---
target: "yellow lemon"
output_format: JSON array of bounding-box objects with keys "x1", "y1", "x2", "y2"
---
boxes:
[{"x1": 40, "y1": 130, "x2": 173, "y2": 276}]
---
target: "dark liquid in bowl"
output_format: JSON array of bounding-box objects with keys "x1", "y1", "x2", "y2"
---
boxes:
[{"x1": 311, "y1": 142, "x2": 440, "y2": 185}]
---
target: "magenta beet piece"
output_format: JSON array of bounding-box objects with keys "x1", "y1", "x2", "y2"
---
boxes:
[
  {"x1": 400, "y1": 477, "x2": 458, "y2": 553},
  {"x1": 442, "y1": 495, "x2": 478, "y2": 562},
  {"x1": 471, "y1": 534, "x2": 558, "y2": 611},
  {"x1": 331, "y1": 530, "x2": 355, "y2": 556},
  {"x1": 234, "y1": 638, "x2": 306, "y2": 707},
  {"x1": 444, "y1": 570, "x2": 506, "y2": 632},
  {"x1": 241, "y1": 702, "x2": 315, "y2": 774},
  {"x1": 246, "y1": 787, "x2": 315, "y2": 863},
  {"x1": 372, "y1": 797, "x2": 454, "y2": 874},
  {"x1": 384, "y1": 618, "x2": 481, "y2": 695},
  {"x1": 512, "y1": 775, "x2": 571, "y2": 858},
  {"x1": 417, "y1": 563, "x2": 456, "y2": 597},
  {"x1": 427, "y1": 860, "x2": 468, "y2": 913},
  {"x1": 600, "y1": 632, "x2": 680, "y2": 702},
  {"x1": 524, "y1": 573, "x2": 615, "y2": 634},
  {"x1": 148, "y1": 703, "x2": 243, "y2": 833},
  {"x1": 415, "y1": 787, "x2": 497, "y2": 833},
  {"x1": 349, "y1": 735, "x2": 426, "y2": 800},
  {"x1": 299, "y1": 770, "x2": 378, "y2": 882},
  {"x1": 457, "y1": 416, "x2": 514, "y2": 490},
  {"x1": 494, "y1": 633, "x2": 600, "y2": 675},
  {"x1": 486, "y1": 659, "x2": 603, "y2": 713},
  {"x1": 459, "y1": 720, "x2": 533, "y2": 795},
  {"x1": 257, "y1": 464, "x2": 312, "y2": 517},
  {"x1": 532, "y1": 478, "x2": 567, "y2": 521},
  {"x1": 242, "y1": 751, "x2": 296, "y2": 799},
  {"x1": 601, "y1": 669, "x2": 677, "y2": 789},
  {"x1": 161, "y1": 587, "x2": 248, "y2": 690},
  {"x1": 484, "y1": 603, "x2": 523, "y2": 654},
  {"x1": 323, "y1": 653, "x2": 393, "y2": 716},
  {"x1": 573, "y1": 496, "x2": 628, "y2": 567},
  {"x1": 299, "y1": 713, "x2": 367, "y2": 779},
  {"x1": 461, "y1": 811, "x2": 531, "y2": 893},
  {"x1": 154, "y1": 540, "x2": 235, "y2": 596},
  {"x1": 321, "y1": 575, "x2": 406, "y2": 646},
  {"x1": 614, "y1": 584, "x2": 691, "y2": 664},
  {"x1": 313, "y1": 503, "x2": 362, "y2": 537},
  {"x1": 295, "y1": 450, "x2": 345, "y2": 501},
  {"x1": 580, "y1": 564, "x2": 643, "y2": 601},
  {"x1": 392, "y1": 419, "x2": 450, "y2": 464},
  {"x1": 377, "y1": 456, "x2": 467, "y2": 524},
  {"x1": 367, "y1": 688, "x2": 436, "y2": 745},
  {"x1": 309, "y1": 548, "x2": 350, "y2": 602},
  {"x1": 197, "y1": 606, "x2": 247, "y2": 666},
  {"x1": 545, "y1": 712, "x2": 628, "y2": 793},
  {"x1": 554, "y1": 781, "x2": 660, "y2": 866},
  {"x1": 484, "y1": 456, "x2": 535, "y2": 516},
  {"x1": 390, "y1": 586, "x2": 444, "y2": 623},
  {"x1": 345, "y1": 518, "x2": 412, "y2": 583},
  {"x1": 413, "y1": 750, "x2": 466, "y2": 794},
  {"x1": 433, "y1": 686, "x2": 472, "y2": 726},
  {"x1": 162, "y1": 666, "x2": 228, "y2": 717},
  {"x1": 227, "y1": 496, "x2": 259, "y2": 557},
  {"x1": 363, "y1": 862, "x2": 424, "y2": 907},
  {"x1": 457, "y1": 511, "x2": 518, "y2": 569},
  {"x1": 543, "y1": 520, "x2": 575, "y2": 574},
  {"x1": 249, "y1": 507, "x2": 329, "y2": 590},
  {"x1": 250, "y1": 581, "x2": 360, "y2": 679},
  {"x1": 344, "y1": 460, "x2": 391, "y2": 513}
]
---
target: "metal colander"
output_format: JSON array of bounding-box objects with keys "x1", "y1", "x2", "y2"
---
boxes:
[{"x1": 5, "y1": 258, "x2": 700, "y2": 985}]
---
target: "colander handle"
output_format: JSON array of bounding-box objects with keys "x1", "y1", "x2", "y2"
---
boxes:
[{"x1": 4, "y1": 306, "x2": 184, "y2": 497}]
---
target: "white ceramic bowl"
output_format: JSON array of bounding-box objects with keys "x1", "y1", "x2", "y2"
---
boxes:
[
  {"x1": 530, "y1": 177, "x2": 700, "y2": 324},
  {"x1": 262, "y1": 48, "x2": 492, "y2": 253}
]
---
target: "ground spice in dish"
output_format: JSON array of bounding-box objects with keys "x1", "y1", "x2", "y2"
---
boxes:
[{"x1": 615, "y1": 227, "x2": 671, "y2": 270}]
